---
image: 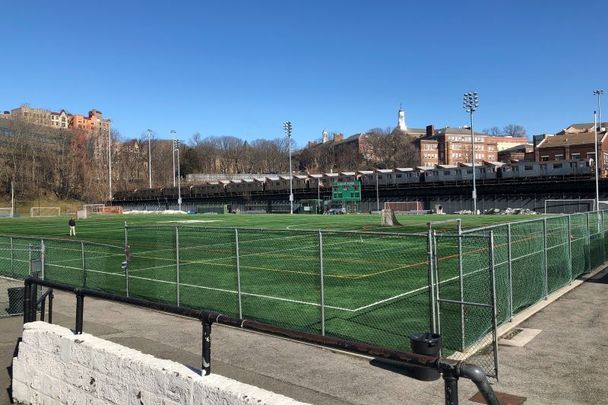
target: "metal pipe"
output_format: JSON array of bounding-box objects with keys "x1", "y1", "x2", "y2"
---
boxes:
[
  {"x1": 456, "y1": 362, "x2": 499, "y2": 405},
  {"x1": 443, "y1": 370, "x2": 459, "y2": 405},
  {"x1": 48, "y1": 290, "x2": 53, "y2": 324},
  {"x1": 22, "y1": 276, "x2": 501, "y2": 404},
  {"x1": 23, "y1": 281, "x2": 31, "y2": 323},
  {"x1": 202, "y1": 321, "x2": 211, "y2": 375},
  {"x1": 75, "y1": 292, "x2": 84, "y2": 334}
]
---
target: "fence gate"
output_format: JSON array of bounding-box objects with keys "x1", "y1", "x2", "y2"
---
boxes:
[{"x1": 431, "y1": 231, "x2": 499, "y2": 379}]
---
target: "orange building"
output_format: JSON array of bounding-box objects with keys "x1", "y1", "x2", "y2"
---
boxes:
[{"x1": 69, "y1": 109, "x2": 110, "y2": 134}]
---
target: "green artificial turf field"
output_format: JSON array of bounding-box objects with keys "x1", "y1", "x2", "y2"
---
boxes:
[{"x1": 0, "y1": 212, "x2": 568, "y2": 356}]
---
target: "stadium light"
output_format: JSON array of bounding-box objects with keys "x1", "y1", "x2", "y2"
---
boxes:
[
  {"x1": 146, "y1": 129, "x2": 153, "y2": 188},
  {"x1": 463, "y1": 92, "x2": 479, "y2": 214},
  {"x1": 170, "y1": 130, "x2": 177, "y2": 187},
  {"x1": 283, "y1": 121, "x2": 294, "y2": 214},
  {"x1": 594, "y1": 89, "x2": 604, "y2": 131}
]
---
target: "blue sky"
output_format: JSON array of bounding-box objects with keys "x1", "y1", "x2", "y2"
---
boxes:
[{"x1": 1, "y1": 1, "x2": 606, "y2": 146}]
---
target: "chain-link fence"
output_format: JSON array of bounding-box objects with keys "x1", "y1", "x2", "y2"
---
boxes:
[
  {"x1": 1, "y1": 209, "x2": 608, "y2": 378},
  {"x1": 0, "y1": 238, "x2": 43, "y2": 318}
]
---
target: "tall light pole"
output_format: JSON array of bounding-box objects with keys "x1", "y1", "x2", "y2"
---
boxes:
[
  {"x1": 146, "y1": 129, "x2": 153, "y2": 188},
  {"x1": 594, "y1": 110, "x2": 600, "y2": 211},
  {"x1": 170, "y1": 130, "x2": 177, "y2": 187},
  {"x1": 594, "y1": 89, "x2": 604, "y2": 211},
  {"x1": 108, "y1": 121, "x2": 113, "y2": 201},
  {"x1": 463, "y1": 92, "x2": 479, "y2": 214},
  {"x1": 173, "y1": 137, "x2": 182, "y2": 212},
  {"x1": 283, "y1": 121, "x2": 294, "y2": 214}
]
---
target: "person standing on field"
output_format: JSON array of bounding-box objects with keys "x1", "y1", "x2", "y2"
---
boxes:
[{"x1": 68, "y1": 218, "x2": 76, "y2": 236}]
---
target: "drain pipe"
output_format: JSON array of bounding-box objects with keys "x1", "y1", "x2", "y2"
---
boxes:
[{"x1": 438, "y1": 359, "x2": 499, "y2": 405}]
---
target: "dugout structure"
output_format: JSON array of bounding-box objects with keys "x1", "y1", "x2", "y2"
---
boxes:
[
  {"x1": 332, "y1": 181, "x2": 361, "y2": 212},
  {"x1": 544, "y1": 199, "x2": 596, "y2": 214},
  {"x1": 384, "y1": 201, "x2": 423, "y2": 214}
]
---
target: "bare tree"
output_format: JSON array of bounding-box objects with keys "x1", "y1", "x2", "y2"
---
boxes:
[{"x1": 503, "y1": 124, "x2": 527, "y2": 137}]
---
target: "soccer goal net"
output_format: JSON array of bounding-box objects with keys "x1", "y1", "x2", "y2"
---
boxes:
[
  {"x1": 544, "y1": 199, "x2": 596, "y2": 214},
  {"x1": 83, "y1": 204, "x2": 106, "y2": 216},
  {"x1": 384, "y1": 201, "x2": 423, "y2": 214},
  {"x1": 30, "y1": 207, "x2": 61, "y2": 217},
  {"x1": 0, "y1": 207, "x2": 13, "y2": 218}
]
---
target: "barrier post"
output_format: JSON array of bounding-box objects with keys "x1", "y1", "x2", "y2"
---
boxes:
[{"x1": 507, "y1": 223, "x2": 513, "y2": 320}]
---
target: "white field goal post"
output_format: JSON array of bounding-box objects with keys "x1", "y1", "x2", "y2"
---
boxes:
[
  {"x1": 383, "y1": 201, "x2": 423, "y2": 214},
  {"x1": 0, "y1": 207, "x2": 13, "y2": 218},
  {"x1": 30, "y1": 207, "x2": 61, "y2": 217},
  {"x1": 544, "y1": 199, "x2": 596, "y2": 214}
]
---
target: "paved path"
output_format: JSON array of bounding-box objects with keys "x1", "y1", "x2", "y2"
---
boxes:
[{"x1": 1, "y1": 267, "x2": 607, "y2": 404}]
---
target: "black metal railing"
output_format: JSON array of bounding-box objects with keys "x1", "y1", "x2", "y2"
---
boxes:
[{"x1": 22, "y1": 276, "x2": 499, "y2": 405}]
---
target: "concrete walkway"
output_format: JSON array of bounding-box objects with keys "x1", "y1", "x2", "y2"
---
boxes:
[{"x1": 2, "y1": 267, "x2": 607, "y2": 404}]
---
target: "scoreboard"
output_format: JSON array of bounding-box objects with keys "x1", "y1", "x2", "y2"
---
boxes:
[{"x1": 332, "y1": 181, "x2": 362, "y2": 202}]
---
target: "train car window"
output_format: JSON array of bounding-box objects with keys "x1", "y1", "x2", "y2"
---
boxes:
[
  {"x1": 525, "y1": 165, "x2": 533, "y2": 170},
  {"x1": 553, "y1": 164, "x2": 562, "y2": 169}
]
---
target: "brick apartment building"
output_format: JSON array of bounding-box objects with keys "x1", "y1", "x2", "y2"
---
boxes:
[
  {"x1": 7, "y1": 104, "x2": 110, "y2": 134},
  {"x1": 535, "y1": 122, "x2": 608, "y2": 174},
  {"x1": 416, "y1": 126, "x2": 527, "y2": 166}
]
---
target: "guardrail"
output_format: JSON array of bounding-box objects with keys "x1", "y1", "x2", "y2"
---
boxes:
[{"x1": 22, "y1": 276, "x2": 498, "y2": 405}]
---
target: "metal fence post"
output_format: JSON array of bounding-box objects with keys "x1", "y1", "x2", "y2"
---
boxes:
[
  {"x1": 489, "y1": 231, "x2": 499, "y2": 380},
  {"x1": 433, "y1": 231, "x2": 441, "y2": 344},
  {"x1": 586, "y1": 212, "x2": 591, "y2": 273},
  {"x1": 28, "y1": 244, "x2": 32, "y2": 276},
  {"x1": 507, "y1": 223, "x2": 513, "y2": 320},
  {"x1": 235, "y1": 228, "x2": 243, "y2": 319},
  {"x1": 81, "y1": 241, "x2": 87, "y2": 287},
  {"x1": 175, "y1": 227, "x2": 180, "y2": 307},
  {"x1": 124, "y1": 222, "x2": 129, "y2": 297},
  {"x1": 458, "y1": 221, "x2": 465, "y2": 350},
  {"x1": 319, "y1": 230, "x2": 326, "y2": 336},
  {"x1": 40, "y1": 240, "x2": 45, "y2": 280},
  {"x1": 10, "y1": 237, "x2": 14, "y2": 276},
  {"x1": 427, "y1": 228, "x2": 437, "y2": 333},
  {"x1": 542, "y1": 217, "x2": 548, "y2": 298},
  {"x1": 567, "y1": 215, "x2": 573, "y2": 283}
]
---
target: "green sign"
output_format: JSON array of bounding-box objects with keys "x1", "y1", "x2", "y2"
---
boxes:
[{"x1": 332, "y1": 181, "x2": 361, "y2": 202}]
